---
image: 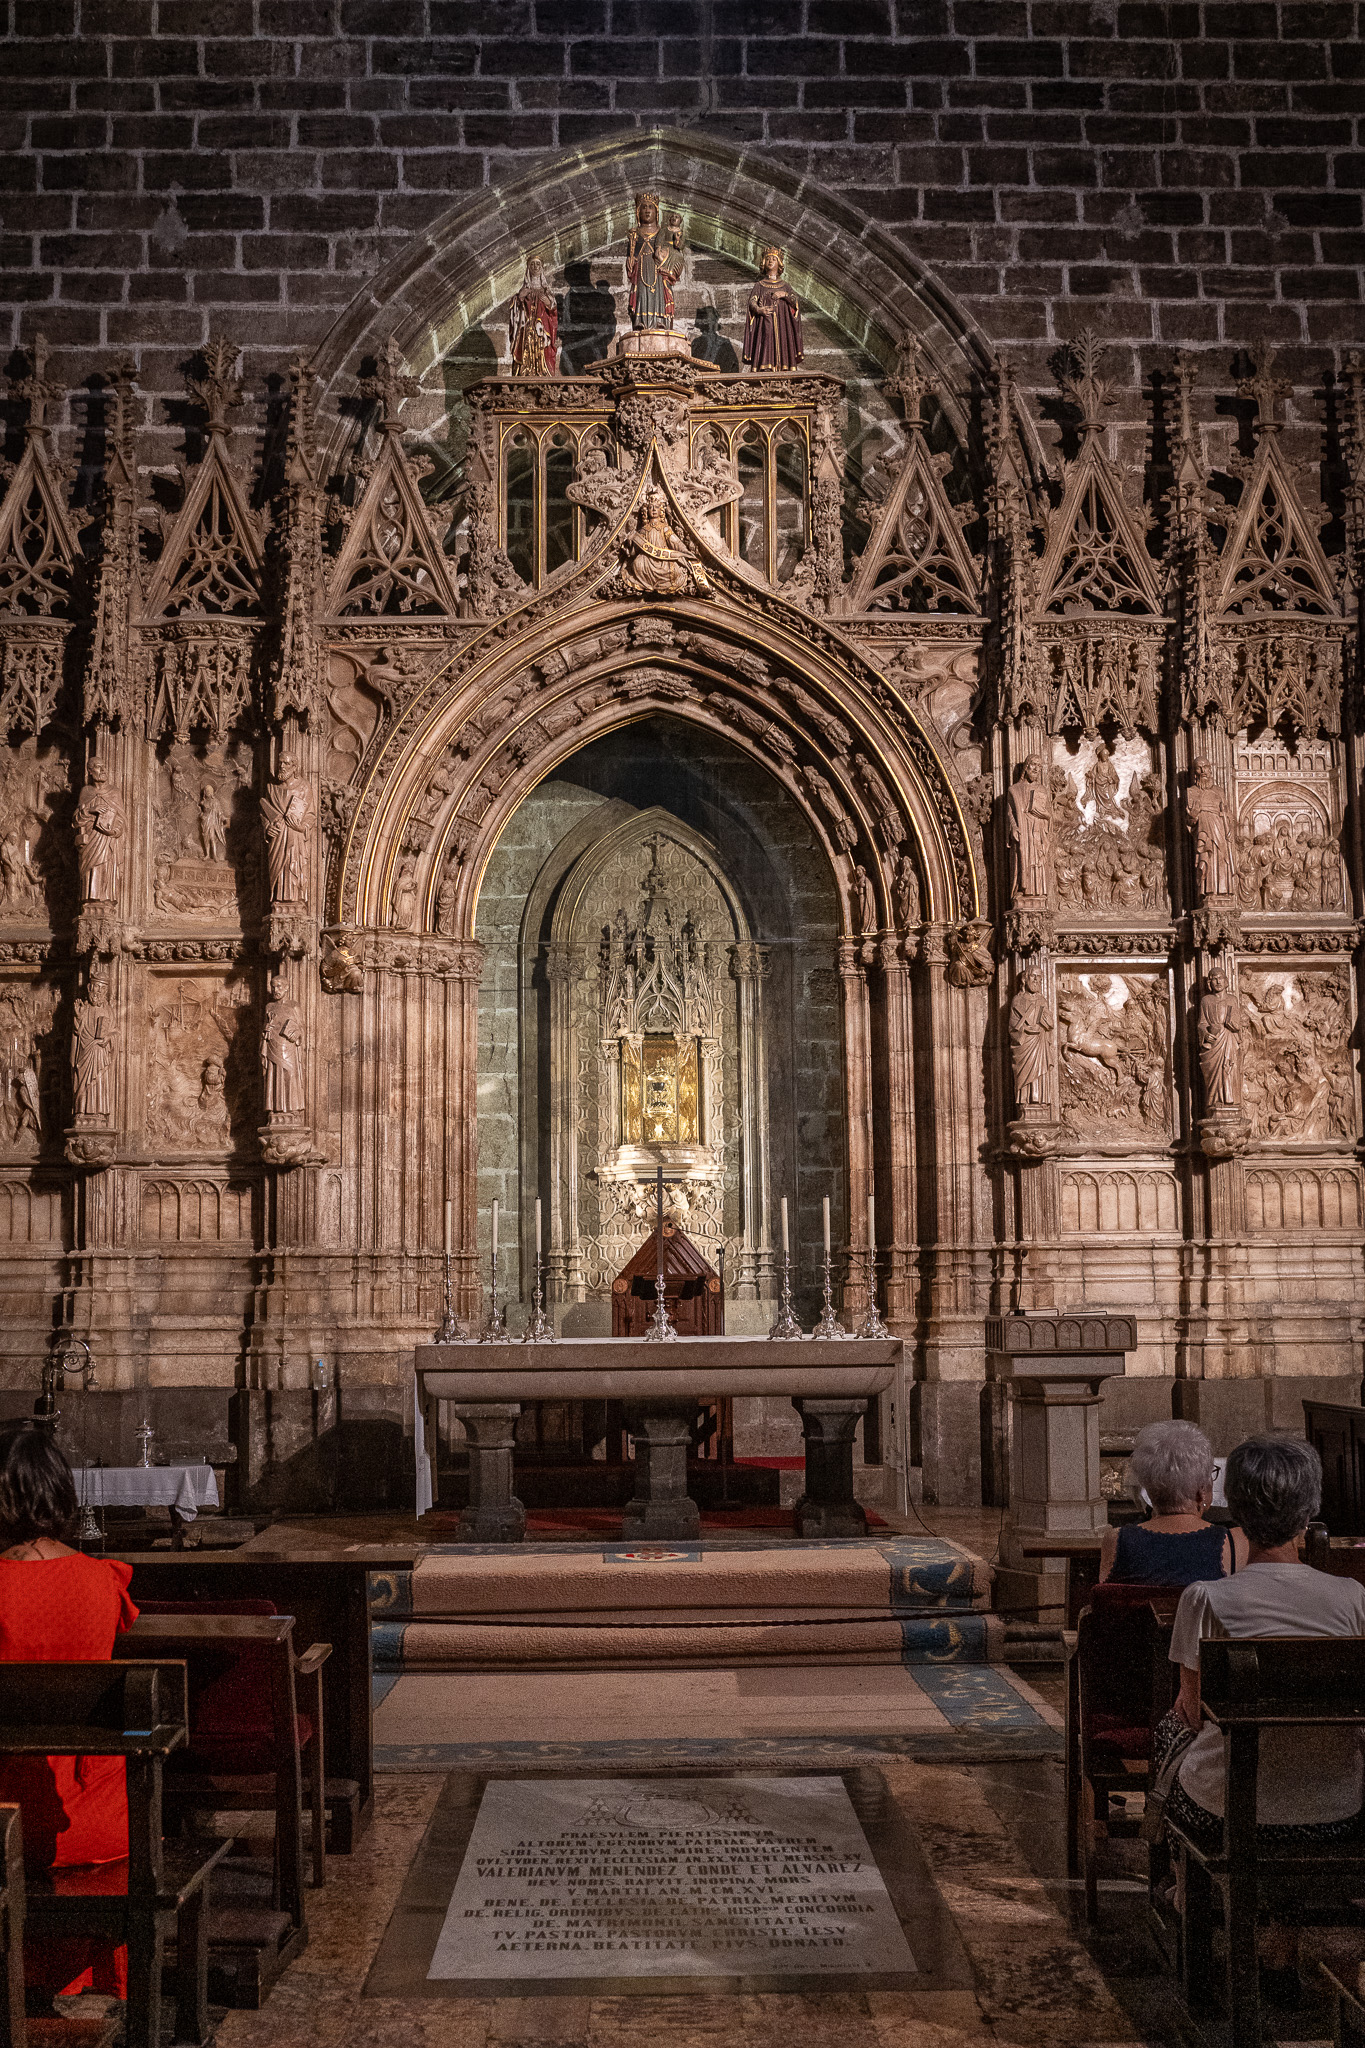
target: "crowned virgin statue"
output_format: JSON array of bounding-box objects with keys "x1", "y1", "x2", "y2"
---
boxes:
[{"x1": 626, "y1": 193, "x2": 684, "y2": 333}]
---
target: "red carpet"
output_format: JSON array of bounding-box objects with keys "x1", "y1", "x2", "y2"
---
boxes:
[{"x1": 419, "y1": 1503, "x2": 888, "y2": 1540}]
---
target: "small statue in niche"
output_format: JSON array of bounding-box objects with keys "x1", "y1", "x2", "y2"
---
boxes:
[
  {"x1": 261, "y1": 754, "x2": 312, "y2": 905},
  {"x1": 626, "y1": 193, "x2": 684, "y2": 333},
  {"x1": 74, "y1": 761, "x2": 126, "y2": 905},
  {"x1": 1007, "y1": 754, "x2": 1053, "y2": 902},
  {"x1": 261, "y1": 975, "x2": 305, "y2": 1119},
  {"x1": 508, "y1": 255, "x2": 559, "y2": 377},
  {"x1": 1197, "y1": 966, "x2": 1245, "y2": 1111},
  {"x1": 1187, "y1": 760, "x2": 1235, "y2": 902},
  {"x1": 743, "y1": 247, "x2": 804, "y2": 373},
  {"x1": 892, "y1": 850, "x2": 921, "y2": 930},
  {"x1": 619, "y1": 486, "x2": 712, "y2": 598},
  {"x1": 1009, "y1": 960, "x2": 1054, "y2": 1109},
  {"x1": 853, "y1": 864, "x2": 877, "y2": 935},
  {"x1": 198, "y1": 781, "x2": 227, "y2": 862},
  {"x1": 71, "y1": 967, "x2": 115, "y2": 1122}
]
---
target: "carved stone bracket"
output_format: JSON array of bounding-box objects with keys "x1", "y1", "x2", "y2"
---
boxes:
[
  {"x1": 258, "y1": 1125, "x2": 323, "y2": 1169},
  {"x1": 1192, "y1": 905, "x2": 1242, "y2": 952},
  {"x1": 265, "y1": 909, "x2": 311, "y2": 961},
  {"x1": 1196, "y1": 1108, "x2": 1252, "y2": 1160},
  {"x1": 75, "y1": 908, "x2": 123, "y2": 961},
  {"x1": 1005, "y1": 1111, "x2": 1065, "y2": 1161},
  {"x1": 1005, "y1": 907, "x2": 1056, "y2": 954},
  {"x1": 319, "y1": 931, "x2": 364, "y2": 993},
  {"x1": 64, "y1": 1128, "x2": 116, "y2": 1168}
]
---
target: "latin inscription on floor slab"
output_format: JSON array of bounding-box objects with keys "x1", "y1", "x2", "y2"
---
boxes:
[{"x1": 426, "y1": 1775, "x2": 916, "y2": 1982}]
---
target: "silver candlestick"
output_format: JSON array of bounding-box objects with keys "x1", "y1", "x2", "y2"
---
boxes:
[
  {"x1": 643, "y1": 1267, "x2": 678, "y2": 1342},
  {"x1": 479, "y1": 1242, "x2": 506, "y2": 1341},
  {"x1": 135, "y1": 1417, "x2": 155, "y2": 1468},
  {"x1": 856, "y1": 1241, "x2": 891, "y2": 1340},
  {"x1": 811, "y1": 1248, "x2": 846, "y2": 1339},
  {"x1": 522, "y1": 1254, "x2": 556, "y2": 1343},
  {"x1": 435, "y1": 1244, "x2": 460, "y2": 1343},
  {"x1": 768, "y1": 1252, "x2": 804, "y2": 1339}
]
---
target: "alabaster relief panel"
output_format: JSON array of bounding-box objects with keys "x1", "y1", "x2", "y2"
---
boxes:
[
  {"x1": 0, "y1": 741, "x2": 69, "y2": 925},
  {"x1": 144, "y1": 972, "x2": 258, "y2": 1155},
  {"x1": 1051, "y1": 735, "x2": 1168, "y2": 916},
  {"x1": 1056, "y1": 968, "x2": 1172, "y2": 1147},
  {"x1": 570, "y1": 830, "x2": 740, "y2": 1292},
  {"x1": 1240, "y1": 967, "x2": 1357, "y2": 1143},
  {"x1": 0, "y1": 1180, "x2": 61, "y2": 1244},
  {"x1": 140, "y1": 1177, "x2": 254, "y2": 1243},
  {"x1": 1233, "y1": 733, "x2": 1346, "y2": 914},
  {"x1": 1060, "y1": 1168, "x2": 1180, "y2": 1236},
  {"x1": 0, "y1": 977, "x2": 61, "y2": 1160},
  {"x1": 1246, "y1": 1166, "x2": 1362, "y2": 1233},
  {"x1": 152, "y1": 742, "x2": 257, "y2": 922}
]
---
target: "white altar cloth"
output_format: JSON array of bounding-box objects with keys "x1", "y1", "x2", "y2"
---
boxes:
[{"x1": 76, "y1": 1465, "x2": 220, "y2": 1522}]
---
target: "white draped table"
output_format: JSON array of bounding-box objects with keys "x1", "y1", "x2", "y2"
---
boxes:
[{"x1": 76, "y1": 1465, "x2": 220, "y2": 1522}]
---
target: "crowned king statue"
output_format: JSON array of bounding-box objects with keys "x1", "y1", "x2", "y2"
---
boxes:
[{"x1": 625, "y1": 193, "x2": 684, "y2": 333}]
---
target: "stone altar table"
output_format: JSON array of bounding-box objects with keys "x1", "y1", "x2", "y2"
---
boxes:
[
  {"x1": 415, "y1": 1337, "x2": 900, "y2": 1543},
  {"x1": 986, "y1": 1312, "x2": 1137, "y2": 1617}
]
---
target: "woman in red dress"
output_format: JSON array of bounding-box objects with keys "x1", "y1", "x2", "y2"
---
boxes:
[{"x1": 0, "y1": 1422, "x2": 139, "y2": 1996}]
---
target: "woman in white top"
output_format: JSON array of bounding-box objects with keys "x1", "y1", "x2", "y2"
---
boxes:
[{"x1": 1156, "y1": 1433, "x2": 1365, "y2": 1998}]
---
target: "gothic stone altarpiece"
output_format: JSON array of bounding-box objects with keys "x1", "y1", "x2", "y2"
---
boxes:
[{"x1": 0, "y1": 189, "x2": 1363, "y2": 1505}]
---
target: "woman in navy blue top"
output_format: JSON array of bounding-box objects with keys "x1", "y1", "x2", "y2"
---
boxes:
[{"x1": 1099, "y1": 1419, "x2": 1247, "y2": 1586}]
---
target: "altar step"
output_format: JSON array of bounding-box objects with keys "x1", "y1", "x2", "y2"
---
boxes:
[
  {"x1": 435, "y1": 1455, "x2": 781, "y2": 1511},
  {"x1": 368, "y1": 1536, "x2": 1003, "y2": 1674}
]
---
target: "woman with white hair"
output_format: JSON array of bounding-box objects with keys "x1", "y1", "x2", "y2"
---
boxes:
[{"x1": 1099, "y1": 1419, "x2": 1245, "y2": 1585}]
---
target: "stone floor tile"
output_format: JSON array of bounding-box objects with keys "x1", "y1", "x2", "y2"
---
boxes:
[
  {"x1": 337, "y1": 1999, "x2": 494, "y2": 2048},
  {"x1": 488, "y1": 1994, "x2": 593, "y2": 2045}
]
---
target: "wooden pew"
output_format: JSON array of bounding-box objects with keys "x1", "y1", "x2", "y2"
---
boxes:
[
  {"x1": 119, "y1": 1549, "x2": 417, "y2": 1850},
  {"x1": 115, "y1": 1617, "x2": 318, "y2": 2009},
  {"x1": 0, "y1": 1665, "x2": 227, "y2": 2048},
  {"x1": 1322, "y1": 1962, "x2": 1365, "y2": 2047},
  {"x1": 1303, "y1": 1402, "x2": 1365, "y2": 1537},
  {"x1": 0, "y1": 1806, "x2": 122, "y2": 2048},
  {"x1": 1169, "y1": 1637, "x2": 1365, "y2": 2048}
]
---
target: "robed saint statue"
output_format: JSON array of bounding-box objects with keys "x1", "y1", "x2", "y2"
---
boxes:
[{"x1": 743, "y1": 247, "x2": 804, "y2": 372}]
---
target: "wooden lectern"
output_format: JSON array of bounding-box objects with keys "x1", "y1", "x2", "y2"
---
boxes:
[
  {"x1": 611, "y1": 1222, "x2": 724, "y2": 1337},
  {"x1": 611, "y1": 1223, "x2": 725, "y2": 1461}
]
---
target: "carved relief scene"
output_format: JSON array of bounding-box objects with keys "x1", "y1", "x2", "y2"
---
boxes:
[
  {"x1": 1241, "y1": 969, "x2": 1357, "y2": 1143},
  {"x1": 152, "y1": 742, "x2": 257, "y2": 921},
  {"x1": 1056, "y1": 970, "x2": 1172, "y2": 1146},
  {"x1": 144, "y1": 973, "x2": 256, "y2": 1157},
  {"x1": 1051, "y1": 736, "x2": 1167, "y2": 917}
]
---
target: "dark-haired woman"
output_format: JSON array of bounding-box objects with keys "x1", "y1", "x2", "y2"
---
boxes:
[{"x1": 0, "y1": 1421, "x2": 138, "y2": 1997}]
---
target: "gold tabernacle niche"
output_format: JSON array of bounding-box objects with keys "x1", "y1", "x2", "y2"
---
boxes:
[{"x1": 626, "y1": 1035, "x2": 701, "y2": 1148}]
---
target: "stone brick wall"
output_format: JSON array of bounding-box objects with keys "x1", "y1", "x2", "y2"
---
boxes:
[{"x1": 3, "y1": 1, "x2": 1361, "y2": 406}]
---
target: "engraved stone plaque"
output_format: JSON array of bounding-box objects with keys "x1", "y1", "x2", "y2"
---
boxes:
[{"x1": 426, "y1": 1775, "x2": 917, "y2": 1983}]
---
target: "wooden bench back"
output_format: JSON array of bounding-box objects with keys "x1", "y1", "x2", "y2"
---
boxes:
[
  {"x1": 0, "y1": 1663, "x2": 187, "y2": 1756},
  {"x1": 1200, "y1": 1637, "x2": 1365, "y2": 1724}
]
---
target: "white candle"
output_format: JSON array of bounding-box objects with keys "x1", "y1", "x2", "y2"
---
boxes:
[
  {"x1": 781, "y1": 1196, "x2": 789, "y2": 1255},
  {"x1": 867, "y1": 1192, "x2": 875, "y2": 1249},
  {"x1": 491, "y1": 1199, "x2": 499, "y2": 1260},
  {"x1": 444, "y1": 1198, "x2": 452, "y2": 1256},
  {"x1": 535, "y1": 1195, "x2": 542, "y2": 1258},
  {"x1": 823, "y1": 1195, "x2": 831, "y2": 1256}
]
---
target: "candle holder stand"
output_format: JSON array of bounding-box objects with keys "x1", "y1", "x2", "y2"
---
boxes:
[
  {"x1": 643, "y1": 1269, "x2": 679, "y2": 1342},
  {"x1": 135, "y1": 1419, "x2": 155, "y2": 1469},
  {"x1": 856, "y1": 1245, "x2": 891, "y2": 1340},
  {"x1": 810, "y1": 1250, "x2": 846, "y2": 1339},
  {"x1": 768, "y1": 1253, "x2": 804, "y2": 1340},
  {"x1": 522, "y1": 1255, "x2": 556, "y2": 1343},
  {"x1": 479, "y1": 1244, "x2": 507, "y2": 1342},
  {"x1": 435, "y1": 1245, "x2": 460, "y2": 1343}
]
